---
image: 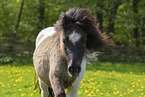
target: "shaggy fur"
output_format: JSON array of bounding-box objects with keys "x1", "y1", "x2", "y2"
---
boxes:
[
  {"x1": 33, "y1": 7, "x2": 111, "y2": 97},
  {"x1": 54, "y1": 7, "x2": 110, "y2": 51}
]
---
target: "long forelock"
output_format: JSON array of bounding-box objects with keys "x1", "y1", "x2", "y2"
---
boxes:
[{"x1": 54, "y1": 7, "x2": 96, "y2": 32}]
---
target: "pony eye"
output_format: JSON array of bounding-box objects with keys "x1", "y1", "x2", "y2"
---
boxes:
[
  {"x1": 63, "y1": 39, "x2": 66, "y2": 43},
  {"x1": 63, "y1": 36, "x2": 69, "y2": 43}
]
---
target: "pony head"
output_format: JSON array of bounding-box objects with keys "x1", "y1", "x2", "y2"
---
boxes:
[{"x1": 54, "y1": 7, "x2": 110, "y2": 77}]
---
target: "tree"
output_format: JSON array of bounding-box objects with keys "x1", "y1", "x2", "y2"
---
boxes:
[
  {"x1": 105, "y1": 0, "x2": 123, "y2": 37},
  {"x1": 132, "y1": 0, "x2": 140, "y2": 46},
  {"x1": 95, "y1": 0, "x2": 104, "y2": 32},
  {"x1": 37, "y1": 0, "x2": 45, "y2": 33},
  {"x1": 11, "y1": 0, "x2": 24, "y2": 61}
]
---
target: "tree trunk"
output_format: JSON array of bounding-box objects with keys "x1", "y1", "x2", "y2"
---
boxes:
[
  {"x1": 37, "y1": 0, "x2": 45, "y2": 33},
  {"x1": 106, "y1": 1, "x2": 122, "y2": 37},
  {"x1": 11, "y1": 0, "x2": 24, "y2": 61},
  {"x1": 132, "y1": 0, "x2": 139, "y2": 47},
  {"x1": 95, "y1": 1, "x2": 103, "y2": 32},
  {"x1": 141, "y1": 18, "x2": 145, "y2": 46}
]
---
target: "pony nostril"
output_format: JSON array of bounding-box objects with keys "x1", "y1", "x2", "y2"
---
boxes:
[
  {"x1": 76, "y1": 67, "x2": 81, "y2": 73},
  {"x1": 68, "y1": 66, "x2": 73, "y2": 73},
  {"x1": 68, "y1": 66, "x2": 81, "y2": 74}
]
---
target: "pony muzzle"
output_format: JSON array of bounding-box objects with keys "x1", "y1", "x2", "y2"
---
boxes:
[{"x1": 68, "y1": 66, "x2": 81, "y2": 77}]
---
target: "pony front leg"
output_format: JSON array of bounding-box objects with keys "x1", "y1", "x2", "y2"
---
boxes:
[
  {"x1": 38, "y1": 78, "x2": 49, "y2": 97},
  {"x1": 50, "y1": 76, "x2": 66, "y2": 97},
  {"x1": 66, "y1": 78, "x2": 81, "y2": 97}
]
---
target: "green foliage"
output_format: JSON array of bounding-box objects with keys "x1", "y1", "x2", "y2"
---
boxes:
[
  {"x1": 0, "y1": 57, "x2": 13, "y2": 63},
  {"x1": 0, "y1": 0, "x2": 145, "y2": 47}
]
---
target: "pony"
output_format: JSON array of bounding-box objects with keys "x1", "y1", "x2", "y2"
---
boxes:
[{"x1": 33, "y1": 7, "x2": 110, "y2": 97}]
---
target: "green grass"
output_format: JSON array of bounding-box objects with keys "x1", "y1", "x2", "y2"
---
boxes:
[{"x1": 0, "y1": 62, "x2": 145, "y2": 97}]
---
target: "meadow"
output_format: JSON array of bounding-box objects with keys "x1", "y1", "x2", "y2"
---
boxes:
[{"x1": 0, "y1": 62, "x2": 145, "y2": 97}]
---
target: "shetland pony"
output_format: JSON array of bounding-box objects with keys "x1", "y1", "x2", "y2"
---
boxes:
[{"x1": 33, "y1": 7, "x2": 110, "y2": 97}]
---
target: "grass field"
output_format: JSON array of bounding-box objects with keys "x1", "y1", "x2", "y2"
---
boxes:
[{"x1": 0, "y1": 62, "x2": 145, "y2": 97}]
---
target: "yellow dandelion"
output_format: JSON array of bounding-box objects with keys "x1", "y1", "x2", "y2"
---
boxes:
[
  {"x1": 141, "y1": 93, "x2": 144, "y2": 95},
  {"x1": 29, "y1": 87, "x2": 32, "y2": 89},
  {"x1": 87, "y1": 93, "x2": 92, "y2": 97},
  {"x1": 116, "y1": 91, "x2": 119, "y2": 94},
  {"x1": 89, "y1": 86, "x2": 92, "y2": 88},
  {"x1": 100, "y1": 93, "x2": 103, "y2": 95},
  {"x1": 0, "y1": 82, "x2": 3, "y2": 84},
  {"x1": 113, "y1": 91, "x2": 117, "y2": 94},
  {"x1": 136, "y1": 84, "x2": 139, "y2": 87},
  {"x1": 13, "y1": 84, "x2": 17, "y2": 86},
  {"x1": 30, "y1": 93, "x2": 33, "y2": 96},
  {"x1": 78, "y1": 91, "x2": 81, "y2": 94},
  {"x1": 138, "y1": 89, "x2": 141, "y2": 91},
  {"x1": 84, "y1": 90, "x2": 89, "y2": 94},
  {"x1": 93, "y1": 86, "x2": 96, "y2": 89},
  {"x1": 107, "y1": 93, "x2": 110, "y2": 96},
  {"x1": 19, "y1": 89, "x2": 22, "y2": 91},
  {"x1": 96, "y1": 89, "x2": 99, "y2": 92},
  {"x1": 2, "y1": 84, "x2": 5, "y2": 87},
  {"x1": 33, "y1": 90, "x2": 36, "y2": 92},
  {"x1": 131, "y1": 82, "x2": 135, "y2": 84},
  {"x1": 114, "y1": 88, "x2": 117, "y2": 90},
  {"x1": 130, "y1": 90, "x2": 134, "y2": 92},
  {"x1": 127, "y1": 89, "x2": 130, "y2": 91},
  {"x1": 130, "y1": 72, "x2": 133, "y2": 74},
  {"x1": 21, "y1": 94, "x2": 25, "y2": 96},
  {"x1": 8, "y1": 75, "x2": 12, "y2": 78},
  {"x1": 0, "y1": 70, "x2": 4, "y2": 73}
]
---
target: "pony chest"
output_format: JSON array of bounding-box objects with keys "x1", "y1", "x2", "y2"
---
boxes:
[{"x1": 63, "y1": 76, "x2": 76, "y2": 88}]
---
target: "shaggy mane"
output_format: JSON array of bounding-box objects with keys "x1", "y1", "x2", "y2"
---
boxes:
[{"x1": 54, "y1": 7, "x2": 111, "y2": 51}]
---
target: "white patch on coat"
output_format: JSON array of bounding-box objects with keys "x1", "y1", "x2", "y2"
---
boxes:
[
  {"x1": 66, "y1": 58, "x2": 86, "y2": 97},
  {"x1": 36, "y1": 27, "x2": 55, "y2": 48},
  {"x1": 69, "y1": 31, "x2": 81, "y2": 45}
]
